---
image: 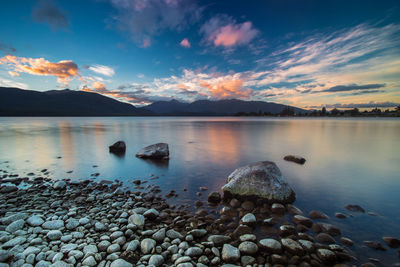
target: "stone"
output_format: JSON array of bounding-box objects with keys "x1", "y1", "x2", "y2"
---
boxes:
[
  {"x1": 0, "y1": 249, "x2": 11, "y2": 262},
  {"x1": 152, "y1": 228, "x2": 166, "y2": 242},
  {"x1": 82, "y1": 255, "x2": 97, "y2": 266},
  {"x1": 345, "y1": 204, "x2": 365, "y2": 213},
  {"x1": 340, "y1": 237, "x2": 354, "y2": 246},
  {"x1": 316, "y1": 233, "x2": 336, "y2": 244},
  {"x1": 129, "y1": 213, "x2": 145, "y2": 227},
  {"x1": 317, "y1": 248, "x2": 336, "y2": 262},
  {"x1": 240, "y1": 213, "x2": 256, "y2": 225},
  {"x1": 42, "y1": 220, "x2": 64, "y2": 230},
  {"x1": 53, "y1": 180, "x2": 66, "y2": 190},
  {"x1": 188, "y1": 229, "x2": 207, "y2": 238},
  {"x1": 136, "y1": 143, "x2": 169, "y2": 159},
  {"x1": 166, "y1": 229, "x2": 183, "y2": 239},
  {"x1": 239, "y1": 234, "x2": 256, "y2": 242},
  {"x1": 281, "y1": 238, "x2": 304, "y2": 255},
  {"x1": 97, "y1": 240, "x2": 111, "y2": 252},
  {"x1": 2, "y1": 236, "x2": 26, "y2": 248},
  {"x1": 364, "y1": 241, "x2": 386, "y2": 251},
  {"x1": 238, "y1": 241, "x2": 258, "y2": 255},
  {"x1": 107, "y1": 244, "x2": 120, "y2": 253},
  {"x1": 95, "y1": 222, "x2": 106, "y2": 231},
  {"x1": 335, "y1": 212, "x2": 347, "y2": 219},
  {"x1": 298, "y1": 239, "x2": 314, "y2": 252},
  {"x1": 283, "y1": 155, "x2": 306, "y2": 164},
  {"x1": 241, "y1": 255, "x2": 256, "y2": 266},
  {"x1": 109, "y1": 141, "x2": 126, "y2": 154},
  {"x1": 309, "y1": 210, "x2": 329, "y2": 219},
  {"x1": 144, "y1": 208, "x2": 159, "y2": 219},
  {"x1": 221, "y1": 161, "x2": 295, "y2": 203},
  {"x1": 0, "y1": 185, "x2": 18, "y2": 193},
  {"x1": 47, "y1": 230, "x2": 62, "y2": 240},
  {"x1": 208, "y1": 235, "x2": 231, "y2": 246},
  {"x1": 319, "y1": 223, "x2": 341, "y2": 236},
  {"x1": 27, "y1": 215, "x2": 44, "y2": 226},
  {"x1": 185, "y1": 247, "x2": 203, "y2": 257},
  {"x1": 83, "y1": 244, "x2": 98, "y2": 255},
  {"x1": 141, "y1": 238, "x2": 156, "y2": 254},
  {"x1": 208, "y1": 191, "x2": 222, "y2": 203},
  {"x1": 383, "y1": 237, "x2": 400, "y2": 248},
  {"x1": 292, "y1": 215, "x2": 313, "y2": 227},
  {"x1": 6, "y1": 219, "x2": 25, "y2": 233},
  {"x1": 65, "y1": 218, "x2": 79, "y2": 230},
  {"x1": 259, "y1": 238, "x2": 282, "y2": 253},
  {"x1": 271, "y1": 203, "x2": 285, "y2": 214},
  {"x1": 110, "y1": 259, "x2": 133, "y2": 267},
  {"x1": 149, "y1": 254, "x2": 164, "y2": 266},
  {"x1": 222, "y1": 244, "x2": 240, "y2": 262},
  {"x1": 1, "y1": 212, "x2": 28, "y2": 225}
]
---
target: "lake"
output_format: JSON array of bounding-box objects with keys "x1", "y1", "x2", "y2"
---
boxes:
[{"x1": 0, "y1": 117, "x2": 399, "y2": 264}]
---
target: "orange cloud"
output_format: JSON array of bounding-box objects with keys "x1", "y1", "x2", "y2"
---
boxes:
[
  {"x1": 200, "y1": 79, "x2": 252, "y2": 99},
  {"x1": 213, "y1": 22, "x2": 257, "y2": 47},
  {"x1": 8, "y1": 71, "x2": 20, "y2": 77},
  {"x1": 0, "y1": 55, "x2": 79, "y2": 85},
  {"x1": 180, "y1": 38, "x2": 190, "y2": 48}
]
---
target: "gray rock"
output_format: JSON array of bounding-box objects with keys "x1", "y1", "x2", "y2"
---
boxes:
[
  {"x1": 95, "y1": 222, "x2": 107, "y2": 231},
  {"x1": 2, "y1": 236, "x2": 26, "y2": 248},
  {"x1": 259, "y1": 238, "x2": 282, "y2": 253},
  {"x1": 143, "y1": 208, "x2": 159, "y2": 219},
  {"x1": 298, "y1": 239, "x2": 314, "y2": 252},
  {"x1": 78, "y1": 217, "x2": 90, "y2": 225},
  {"x1": 283, "y1": 155, "x2": 306, "y2": 164},
  {"x1": 136, "y1": 143, "x2": 169, "y2": 159},
  {"x1": 97, "y1": 240, "x2": 111, "y2": 252},
  {"x1": 166, "y1": 229, "x2": 183, "y2": 240},
  {"x1": 281, "y1": 238, "x2": 303, "y2": 255},
  {"x1": 6, "y1": 219, "x2": 25, "y2": 233},
  {"x1": 208, "y1": 235, "x2": 231, "y2": 246},
  {"x1": 53, "y1": 180, "x2": 66, "y2": 190},
  {"x1": 1, "y1": 212, "x2": 28, "y2": 225},
  {"x1": 141, "y1": 238, "x2": 156, "y2": 254},
  {"x1": 221, "y1": 161, "x2": 295, "y2": 203},
  {"x1": 42, "y1": 220, "x2": 64, "y2": 230},
  {"x1": 152, "y1": 228, "x2": 166, "y2": 242},
  {"x1": 47, "y1": 230, "x2": 62, "y2": 240},
  {"x1": 0, "y1": 185, "x2": 18, "y2": 193},
  {"x1": 126, "y1": 240, "x2": 140, "y2": 251},
  {"x1": 110, "y1": 259, "x2": 133, "y2": 267},
  {"x1": 35, "y1": 260, "x2": 51, "y2": 267},
  {"x1": 240, "y1": 213, "x2": 256, "y2": 225},
  {"x1": 207, "y1": 192, "x2": 222, "y2": 203},
  {"x1": 51, "y1": 261, "x2": 73, "y2": 267},
  {"x1": 83, "y1": 244, "x2": 98, "y2": 255},
  {"x1": 82, "y1": 255, "x2": 97, "y2": 266},
  {"x1": 149, "y1": 254, "x2": 164, "y2": 266},
  {"x1": 185, "y1": 247, "x2": 203, "y2": 257},
  {"x1": 188, "y1": 229, "x2": 207, "y2": 238},
  {"x1": 109, "y1": 141, "x2": 126, "y2": 154},
  {"x1": 317, "y1": 248, "x2": 336, "y2": 262},
  {"x1": 0, "y1": 249, "x2": 11, "y2": 261},
  {"x1": 238, "y1": 241, "x2": 258, "y2": 255},
  {"x1": 128, "y1": 214, "x2": 145, "y2": 227},
  {"x1": 65, "y1": 218, "x2": 79, "y2": 230},
  {"x1": 27, "y1": 215, "x2": 44, "y2": 227},
  {"x1": 107, "y1": 244, "x2": 120, "y2": 253},
  {"x1": 222, "y1": 244, "x2": 240, "y2": 262}
]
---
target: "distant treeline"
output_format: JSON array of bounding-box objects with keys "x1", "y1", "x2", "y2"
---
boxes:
[{"x1": 235, "y1": 106, "x2": 400, "y2": 117}]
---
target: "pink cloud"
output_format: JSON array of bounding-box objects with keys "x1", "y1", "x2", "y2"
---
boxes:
[
  {"x1": 200, "y1": 79, "x2": 252, "y2": 99},
  {"x1": 142, "y1": 37, "x2": 151, "y2": 48},
  {"x1": 8, "y1": 71, "x2": 20, "y2": 77},
  {"x1": 201, "y1": 16, "x2": 258, "y2": 47},
  {"x1": 180, "y1": 38, "x2": 190, "y2": 48}
]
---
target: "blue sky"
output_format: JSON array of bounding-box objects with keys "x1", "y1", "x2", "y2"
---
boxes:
[{"x1": 0, "y1": 0, "x2": 399, "y2": 108}]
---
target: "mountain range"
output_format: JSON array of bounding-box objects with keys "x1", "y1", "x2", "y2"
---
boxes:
[{"x1": 0, "y1": 87, "x2": 307, "y2": 116}]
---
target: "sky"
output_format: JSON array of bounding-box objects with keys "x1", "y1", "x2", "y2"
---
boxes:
[{"x1": 0, "y1": 0, "x2": 400, "y2": 109}]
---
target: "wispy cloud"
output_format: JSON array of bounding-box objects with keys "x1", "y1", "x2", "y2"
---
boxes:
[
  {"x1": 0, "y1": 55, "x2": 79, "y2": 85},
  {"x1": 180, "y1": 38, "x2": 191, "y2": 48},
  {"x1": 0, "y1": 77, "x2": 28, "y2": 89},
  {"x1": 201, "y1": 15, "x2": 258, "y2": 48},
  {"x1": 32, "y1": 0, "x2": 69, "y2": 30},
  {"x1": 322, "y1": 84, "x2": 386, "y2": 92},
  {"x1": 108, "y1": 0, "x2": 202, "y2": 47},
  {"x1": 307, "y1": 101, "x2": 400, "y2": 109},
  {"x1": 87, "y1": 64, "x2": 115, "y2": 77},
  {"x1": 0, "y1": 42, "x2": 16, "y2": 53}
]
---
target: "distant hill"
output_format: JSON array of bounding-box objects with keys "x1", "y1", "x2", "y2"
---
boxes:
[
  {"x1": 0, "y1": 87, "x2": 148, "y2": 116},
  {"x1": 145, "y1": 99, "x2": 307, "y2": 115}
]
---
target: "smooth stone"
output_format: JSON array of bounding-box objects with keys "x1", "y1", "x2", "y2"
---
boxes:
[
  {"x1": 335, "y1": 212, "x2": 347, "y2": 219},
  {"x1": 185, "y1": 247, "x2": 203, "y2": 257},
  {"x1": 240, "y1": 213, "x2": 256, "y2": 225},
  {"x1": 309, "y1": 210, "x2": 329, "y2": 219},
  {"x1": 345, "y1": 204, "x2": 365, "y2": 213},
  {"x1": 259, "y1": 238, "x2": 282, "y2": 253},
  {"x1": 107, "y1": 244, "x2": 120, "y2": 253},
  {"x1": 82, "y1": 255, "x2": 97, "y2": 266},
  {"x1": 1, "y1": 213, "x2": 28, "y2": 225},
  {"x1": 110, "y1": 259, "x2": 133, "y2": 267},
  {"x1": 2, "y1": 236, "x2": 26, "y2": 248},
  {"x1": 141, "y1": 238, "x2": 156, "y2": 254},
  {"x1": 292, "y1": 215, "x2": 313, "y2": 227},
  {"x1": 42, "y1": 220, "x2": 64, "y2": 230},
  {"x1": 109, "y1": 141, "x2": 126, "y2": 154},
  {"x1": 208, "y1": 191, "x2": 222, "y2": 203},
  {"x1": 239, "y1": 234, "x2": 256, "y2": 242},
  {"x1": 281, "y1": 238, "x2": 304, "y2": 255},
  {"x1": 188, "y1": 229, "x2": 207, "y2": 238},
  {"x1": 27, "y1": 215, "x2": 44, "y2": 227},
  {"x1": 152, "y1": 228, "x2": 166, "y2": 242},
  {"x1": 316, "y1": 233, "x2": 336, "y2": 244},
  {"x1": 208, "y1": 235, "x2": 231, "y2": 246},
  {"x1": 129, "y1": 214, "x2": 145, "y2": 227},
  {"x1": 149, "y1": 254, "x2": 164, "y2": 266},
  {"x1": 283, "y1": 155, "x2": 306, "y2": 164},
  {"x1": 317, "y1": 248, "x2": 336, "y2": 262},
  {"x1": 65, "y1": 219, "x2": 79, "y2": 230},
  {"x1": 238, "y1": 241, "x2": 258, "y2": 255},
  {"x1": 97, "y1": 240, "x2": 111, "y2": 252},
  {"x1": 222, "y1": 244, "x2": 240, "y2": 262},
  {"x1": 95, "y1": 222, "x2": 107, "y2": 231},
  {"x1": 271, "y1": 203, "x2": 285, "y2": 214},
  {"x1": 47, "y1": 230, "x2": 62, "y2": 241},
  {"x1": 383, "y1": 237, "x2": 400, "y2": 248},
  {"x1": 53, "y1": 180, "x2": 66, "y2": 190},
  {"x1": 6, "y1": 219, "x2": 25, "y2": 233},
  {"x1": 364, "y1": 241, "x2": 386, "y2": 251},
  {"x1": 136, "y1": 143, "x2": 169, "y2": 159},
  {"x1": 340, "y1": 237, "x2": 354, "y2": 246},
  {"x1": 221, "y1": 161, "x2": 295, "y2": 203},
  {"x1": 166, "y1": 229, "x2": 183, "y2": 240},
  {"x1": 126, "y1": 240, "x2": 140, "y2": 251}
]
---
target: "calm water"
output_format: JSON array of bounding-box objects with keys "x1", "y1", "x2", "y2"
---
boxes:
[{"x1": 0, "y1": 117, "x2": 399, "y2": 264}]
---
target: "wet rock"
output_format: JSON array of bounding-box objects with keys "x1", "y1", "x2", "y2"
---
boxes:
[
  {"x1": 221, "y1": 161, "x2": 295, "y2": 203},
  {"x1": 0, "y1": 185, "x2": 18, "y2": 193},
  {"x1": 364, "y1": 241, "x2": 386, "y2": 251},
  {"x1": 208, "y1": 235, "x2": 231, "y2": 246},
  {"x1": 271, "y1": 203, "x2": 285, "y2": 214},
  {"x1": 42, "y1": 220, "x2": 64, "y2": 230},
  {"x1": 136, "y1": 143, "x2": 169, "y2": 159},
  {"x1": 167, "y1": 229, "x2": 183, "y2": 239},
  {"x1": 53, "y1": 180, "x2": 66, "y2": 190},
  {"x1": 298, "y1": 239, "x2": 314, "y2": 252},
  {"x1": 110, "y1": 259, "x2": 133, "y2": 267},
  {"x1": 185, "y1": 247, "x2": 203, "y2": 257},
  {"x1": 317, "y1": 248, "x2": 336, "y2": 262},
  {"x1": 316, "y1": 233, "x2": 336, "y2": 244},
  {"x1": 188, "y1": 229, "x2": 207, "y2": 238},
  {"x1": 345, "y1": 204, "x2": 365, "y2": 213},
  {"x1": 240, "y1": 213, "x2": 256, "y2": 226},
  {"x1": 141, "y1": 238, "x2": 156, "y2": 254},
  {"x1": 152, "y1": 228, "x2": 166, "y2": 242},
  {"x1": 47, "y1": 230, "x2": 62, "y2": 240},
  {"x1": 340, "y1": 237, "x2": 354, "y2": 246},
  {"x1": 284, "y1": 155, "x2": 306, "y2": 164},
  {"x1": 144, "y1": 208, "x2": 159, "y2": 219},
  {"x1": 383, "y1": 237, "x2": 400, "y2": 248},
  {"x1": 6, "y1": 219, "x2": 25, "y2": 233},
  {"x1": 241, "y1": 255, "x2": 256, "y2": 265},
  {"x1": 279, "y1": 225, "x2": 297, "y2": 236},
  {"x1": 259, "y1": 238, "x2": 282, "y2": 253},
  {"x1": 27, "y1": 215, "x2": 44, "y2": 226},
  {"x1": 149, "y1": 254, "x2": 164, "y2": 266},
  {"x1": 319, "y1": 223, "x2": 341, "y2": 236},
  {"x1": 287, "y1": 204, "x2": 304, "y2": 215},
  {"x1": 281, "y1": 238, "x2": 304, "y2": 255},
  {"x1": 109, "y1": 141, "x2": 126, "y2": 154},
  {"x1": 208, "y1": 191, "x2": 222, "y2": 203},
  {"x1": 309, "y1": 210, "x2": 329, "y2": 219},
  {"x1": 129, "y1": 213, "x2": 145, "y2": 227},
  {"x1": 222, "y1": 244, "x2": 240, "y2": 262},
  {"x1": 238, "y1": 241, "x2": 258, "y2": 255},
  {"x1": 335, "y1": 212, "x2": 347, "y2": 219},
  {"x1": 292, "y1": 215, "x2": 313, "y2": 227}
]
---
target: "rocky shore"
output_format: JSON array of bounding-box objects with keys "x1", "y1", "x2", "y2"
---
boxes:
[{"x1": 0, "y1": 171, "x2": 399, "y2": 267}]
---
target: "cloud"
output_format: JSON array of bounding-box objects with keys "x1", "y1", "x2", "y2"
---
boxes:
[
  {"x1": 180, "y1": 38, "x2": 190, "y2": 48},
  {"x1": 87, "y1": 64, "x2": 115, "y2": 77},
  {"x1": 307, "y1": 101, "x2": 400, "y2": 109},
  {"x1": 32, "y1": 0, "x2": 69, "y2": 30},
  {"x1": 0, "y1": 55, "x2": 79, "y2": 85},
  {"x1": 8, "y1": 71, "x2": 20, "y2": 77},
  {"x1": 201, "y1": 15, "x2": 258, "y2": 47},
  {"x1": 322, "y1": 83, "x2": 386, "y2": 92},
  {"x1": 0, "y1": 42, "x2": 16, "y2": 53},
  {"x1": 350, "y1": 89, "x2": 385, "y2": 95},
  {"x1": 200, "y1": 79, "x2": 251, "y2": 99},
  {"x1": 108, "y1": 0, "x2": 201, "y2": 47},
  {"x1": 0, "y1": 77, "x2": 28, "y2": 89}
]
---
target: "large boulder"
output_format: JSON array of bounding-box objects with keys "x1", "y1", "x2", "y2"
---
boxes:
[
  {"x1": 222, "y1": 161, "x2": 295, "y2": 203},
  {"x1": 136, "y1": 143, "x2": 169, "y2": 160},
  {"x1": 109, "y1": 141, "x2": 126, "y2": 154}
]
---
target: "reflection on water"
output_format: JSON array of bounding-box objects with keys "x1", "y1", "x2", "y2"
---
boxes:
[{"x1": 0, "y1": 117, "x2": 399, "y2": 264}]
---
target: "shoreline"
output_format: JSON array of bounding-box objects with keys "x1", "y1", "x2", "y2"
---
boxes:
[{"x1": 1, "y1": 175, "x2": 391, "y2": 267}]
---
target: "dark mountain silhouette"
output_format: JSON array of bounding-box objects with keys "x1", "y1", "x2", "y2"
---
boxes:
[
  {"x1": 0, "y1": 87, "x2": 149, "y2": 116},
  {"x1": 145, "y1": 99, "x2": 307, "y2": 115}
]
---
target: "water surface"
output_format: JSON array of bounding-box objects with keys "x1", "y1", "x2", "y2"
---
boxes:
[{"x1": 0, "y1": 117, "x2": 399, "y2": 264}]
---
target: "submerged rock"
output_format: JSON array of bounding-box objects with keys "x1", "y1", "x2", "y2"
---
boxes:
[
  {"x1": 136, "y1": 143, "x2": 169, "y2": 159},
  {"x1": 345, "y1": 204, "x2": 365, "y2": 213},
  {"x1": 221, "y1": 161, "x2": 295, "y2": 203},
  {"x1": 283, "y1": 155, "x2": 306, "y2": 165},
  {"x1": 109, "y1": 141, "x2": 126, "y2": 154},
  {"x1": 383, "y1": 237, "x2": 400, "y2": 248}
]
